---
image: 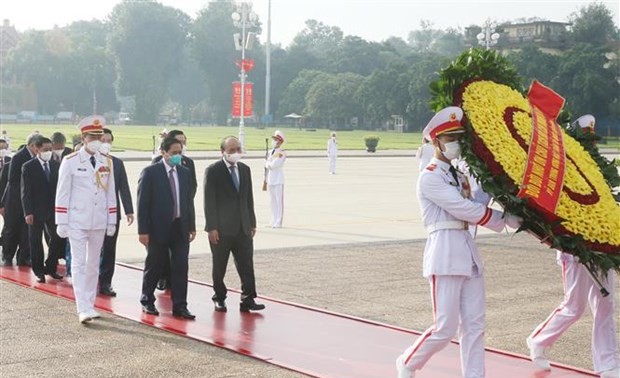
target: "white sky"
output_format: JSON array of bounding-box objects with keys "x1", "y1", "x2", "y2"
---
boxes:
[{"x1": 3, "y1": 0, "x2": 619, "y2": 47}]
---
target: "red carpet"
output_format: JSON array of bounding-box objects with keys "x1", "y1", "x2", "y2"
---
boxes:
[{"x1": 0, "y1": 263, "x2": 596, "y2": 378}]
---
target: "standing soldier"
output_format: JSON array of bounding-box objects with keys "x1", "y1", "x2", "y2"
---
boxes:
[
  {"x1": 55, "y1": 115, "x2": 117, "y2": 324},
  {"x1": 396, "y1": 107, "x2": 522, "y2": 378},
  {"x1": 265, "y1": 130, "x2": 286, "y2": 228},
  {"x1": 327, "y1": 132, "x2": 338, "y2": 174}
]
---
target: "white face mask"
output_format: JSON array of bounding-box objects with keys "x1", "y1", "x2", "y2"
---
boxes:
[
  {"x1": 39, "y1": 151, "x2": 53, "y2": 162},
  {"x1": 86, "y1": 140, "x2": 102, "y2": 153},
  {"x1": 441, "y1": 141, "x2": 461, "y2": 161},
  {"x1": 0, "y1": 149, "x2": 6, "y2": 157},
  {"x1": 52, "y1": 149, "x2": 64, "y2": 158},
  {"x1": 271, "y1": 140, "x2": 279, "y2": 148},
  {"x1": 181, "y1": 145, "x2": 188, "y2": 155},
  {"x1": 99, "y1": 142, "x2": 111, "y2": 155},
  {"x1": 225, "y1": 152, "x2": 242, "y2": 164}
]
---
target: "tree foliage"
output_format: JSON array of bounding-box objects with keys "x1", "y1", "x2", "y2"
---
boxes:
[{"x1": 108, "y1": 0, "x2": 189, "y2": 123}]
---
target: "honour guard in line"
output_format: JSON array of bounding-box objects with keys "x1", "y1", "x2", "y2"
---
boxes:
[
  {"x1": 55, "y1": 115, "x2": 117, "y2": 324},
  {"x1": 526, "y1": 115, "x2": 619, "y2": 378},
  {"x1": 327, "y1": 132, "x2": 338, "y2": 174},
  {"x1": 265, "y1": 130, "x2": 286, "y2": 228},
  {"x1": 396, "y1": 107, "x2": 522, "y2": 378}
]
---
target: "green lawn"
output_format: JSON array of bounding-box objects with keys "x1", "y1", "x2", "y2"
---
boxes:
[{"x1": 0, "y1": 124, "x2": 423, "y2": 151}]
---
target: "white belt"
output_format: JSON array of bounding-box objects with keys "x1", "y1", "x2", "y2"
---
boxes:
[{"x1": 426, "y1": 221, "x2": 468, "y2": 233}]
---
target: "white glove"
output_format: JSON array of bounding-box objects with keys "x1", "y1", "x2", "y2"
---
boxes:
[
  {"x1": 106, "y1": 224, "x2": 116, "y2": 237},
  {"x1": 57, "y1": 225, "x2": 69, "y2": 238},
  {"x1": 505, "y1": 214, "x2": 523, "y2": 229}
]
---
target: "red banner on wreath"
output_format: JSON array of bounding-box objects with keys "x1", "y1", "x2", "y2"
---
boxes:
[
  {"x1": 517, "y1": 80, "x2": 566, "y2": 217},
  {"x1": 231, "y1": 81, "x2": 253, "y2": 118}
]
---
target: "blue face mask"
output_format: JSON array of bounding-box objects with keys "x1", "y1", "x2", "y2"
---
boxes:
[{"x1": 169, "y1": 154, "x2": 182, "y2": 166}]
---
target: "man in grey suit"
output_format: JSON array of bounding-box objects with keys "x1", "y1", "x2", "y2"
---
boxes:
[{"x1": 204, "y1": 136, "x2": 264, "y2": 313}]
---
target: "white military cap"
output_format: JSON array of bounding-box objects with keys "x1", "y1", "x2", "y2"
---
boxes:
[
  {"x1": 272, "y1": 130, "x2": 285, "y2": 143},
  {"x1": 77, "y1": 115, "x2": 105, "y2": 135},
  {"x1": 422, "y1": 106, "x2": 464, "y2": 141},
  {"x1": 575, "y1": 114, "x2": 595, "y2": 131}
]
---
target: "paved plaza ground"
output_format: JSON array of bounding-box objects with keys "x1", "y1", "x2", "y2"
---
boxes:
[{"x1": 1, "y1": 152, "x2": 618, "y2": 377}]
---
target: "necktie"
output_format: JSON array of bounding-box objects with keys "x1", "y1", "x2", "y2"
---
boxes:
[
  {"x1": 169, "y1": 169, "x2": 179, "y2": 219},
  {"x1": 230, "y1": 165, "x2": 240, "y2": 191},
  {"x1": 449, "y1": 166, "x2": 459, "y2": 185},
  {"x1": 90, "y1": 155, "x2": 96, "y2": 168},
  {"x1": 43, "y1": 162, "x2": 50, "y2": 180}
]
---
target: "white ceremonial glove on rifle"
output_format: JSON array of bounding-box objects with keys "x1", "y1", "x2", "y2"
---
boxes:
[
  {"x1": 504, "y1": 214, "x2": 523, "y2": 229},
  {"x1": 57, "y1": 225, "x2": 69, "y2": 238},
  {"x1": 106, "y1": 224, "x2": 116, "y2": 237}
]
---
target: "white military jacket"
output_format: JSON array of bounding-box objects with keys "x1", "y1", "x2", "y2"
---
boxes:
[
  {"x1": 55, "y1": 148, "x2": 117, "y2": 230},
  {"x1": 327, "y1": 138, "x2": 338, "y2": 157},
  {"x1": 266, "y1": 147, "x2": 286, "y2": 185},
  {"x1": 418, "y1": 158, "x2": 508, "y2": 277}
]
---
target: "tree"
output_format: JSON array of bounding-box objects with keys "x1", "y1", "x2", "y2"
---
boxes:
[
  {"x1": 277, "y1": 69, "x2": 327, "y2": 117},
  {"x1": 108, "y1": 0, "x2": 189, "y2": 123},
  {"x1": 507, "y1": 45, "x2": 561, "y2": 88},
  {"x1": 570, "y1": 3, "x2": 619, "y2": 46},
  {"x1": 304, "y1": 72, "x2": 364, "y2": 128},
  {"x1": 407, "y1": 54, "x2": 447, "y2": 130},
  {"x1": 550, "y1": 44, "x2": 620, "y2": 120}
]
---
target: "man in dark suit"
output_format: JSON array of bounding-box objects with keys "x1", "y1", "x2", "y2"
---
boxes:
[
  {"x1": 152, "y1": 129, "x2": 197, "y2": 291},
  {"x1": 0, "y1": 137, "x2": 12, "y2": 246},
  {"x1": 50, "y1": 132, "x2": 74, "y2": 163},
  {"x1": 21, "y1": 137, "x2": 64, "y2": 282},
  {"x1": 204, "y1": 136, "x2": 265, "y2": 312},
  {"x1": 138, "y1": 136, "x2": 196, "y2": 319},
  {"x1": 98, "y1": 128, "x2": 134, "y2": 296},
  {"x1": 1, "y1": 133, "x2": 41, "y2": 266}
]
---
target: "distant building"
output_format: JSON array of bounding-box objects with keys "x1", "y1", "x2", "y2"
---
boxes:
[
  {"x1": 500, "y1": 21, "x2": 570, "y2": 53},
  {"x1": 0, "y1": 19, "x2": 19, "y2": 71}
]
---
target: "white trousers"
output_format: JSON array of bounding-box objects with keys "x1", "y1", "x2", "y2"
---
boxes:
[
  {"x1": 328, "y1": 155, "x2": 337, "y2": 173},
  {"x1": 399, "y1": 273, "x2": 486, "y2": 378},
  {"x1": 529, "y1": 261, "x2": 619, "y2": 373},
  {"x1": 269, "y1": 184, "x2": 284, "y2": 227},
  {"x1": 69, "y1": 229, "x2": 105, "y2": 314}
]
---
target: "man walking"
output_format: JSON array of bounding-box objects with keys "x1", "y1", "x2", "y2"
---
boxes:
[
  {"x1": 138, "y1": 136, "x2": 196, "y2": 319},
  {"x1": 55, "y1": 116, "x2": 117, "y2": 324},
  {"x1": 21, "y1": 137, "x2": 64, "y2": 283},
  {"x1": 205, "y1": 136, "x2": 264, "y2": 313}
]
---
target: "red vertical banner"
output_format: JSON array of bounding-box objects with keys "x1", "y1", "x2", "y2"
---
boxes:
[
  {"x1": 517, "y1": 80, "x2": 566, "y2": 217},
  {"x1": 244, "y1": 82, "x2": 253, "y2": 117},
  {"x1": 231, "y1": 81, "x2": 253, "y2": 118}
]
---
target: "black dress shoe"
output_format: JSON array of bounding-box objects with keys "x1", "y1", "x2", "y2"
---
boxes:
[
  {"x1": 172, "y1": 308, "x2": 196, "y2": 320},
  {"x1": 47, "y1": 271, "x2": 64, "y2": 280},
  {"x1": 156, "y1": 278, "x2": 169, "y2": 291},
  {"x1": 35, "y1": 274, "x2": 46, "y2": 283},
  {"x1": 240, "y1": 300, "x2": 265, "y2": 312},
  {"x1": 213, "y1": 299, "x2": 227, "y2": 312},
  {"x1": 99, "y1": 286, "x2": 117, "y2": 297},
  {"x1": 141, "y1": 303, "x2": 159, "y2": 316}
]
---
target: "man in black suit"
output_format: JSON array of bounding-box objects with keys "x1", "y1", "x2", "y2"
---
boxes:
[
  {"x1": 138, "y1": 136, "x2": 196, "y2": 319},
  {"x1": 98, "y1": 128, "x2": 134, "y2": 296},
  {"x1": 1, "y1": 133, "x2": 41, "y2": 266},
  {"x1": 50, "y1": 132, "x2": 74, "y2": 163},
  {"x1": 204, "y1": 136, "x2": 265, "y2": 312},
  {"x1": 21, "y1": 137, "x2": 64, "y2": 283},
  {"x1": 152, "y1": 129, "x2": 197, "y2": 291},
  {"x1": 0, "y1": 137, "x2": 12, "y2": 246}
]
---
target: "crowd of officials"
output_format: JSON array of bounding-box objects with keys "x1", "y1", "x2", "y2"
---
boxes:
[{"x1": 0, "y1": 115, "x2": 267, "y2": 323}]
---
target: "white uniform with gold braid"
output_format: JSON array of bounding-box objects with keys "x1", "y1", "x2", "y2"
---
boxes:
[
  {"x1": 266, "y1": 130, "x2": 286, "y2": 228},
  {"x1": 55, "y1": 115, "x2": 117, "y2": 322}
]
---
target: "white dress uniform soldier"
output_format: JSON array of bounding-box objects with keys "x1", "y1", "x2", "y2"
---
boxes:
[
  {"x1": 526, "y1": 115, "x2": 619, "y2": 378},
  {"x1": 396, "y1": 107, "x2": 522, "y2": 378},
  {"x1": 416, "y1": 138, "x2": 435, "y2": 172},
  {"x1": 55, "y1": 115, "x2": 117, "y2": 324},
  {"x1": 327, "y1": 132, "x2": 338, "y2": 174},
  {"x1": 265, "y1": 130, "x2": 286, "y2": 228}
]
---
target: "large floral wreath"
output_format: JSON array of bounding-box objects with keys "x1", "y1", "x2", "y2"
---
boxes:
[{"x1": 429, "y1": 49, "x2": 620, "y2": 273}]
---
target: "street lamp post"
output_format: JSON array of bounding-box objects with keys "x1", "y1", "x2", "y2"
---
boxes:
[
  {"x1": 232, "y1": 2, "x2": 257, "y2": 149},
  {"x1": 476, "y1": 19, "x2": 500, "y2": 50}
]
